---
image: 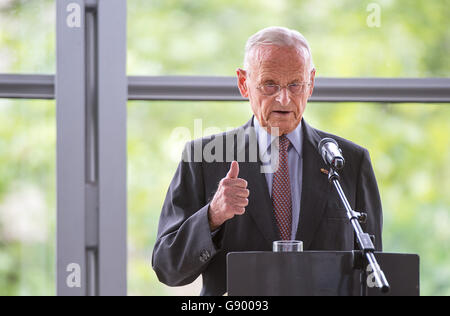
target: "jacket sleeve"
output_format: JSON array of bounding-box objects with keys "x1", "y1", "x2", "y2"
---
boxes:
[
  {"x1": 151, "y1": 141, "x2": 221, "y2": 286},
  {"x1": 355, "y1": 148, "x2": 383, "y2": 251}
]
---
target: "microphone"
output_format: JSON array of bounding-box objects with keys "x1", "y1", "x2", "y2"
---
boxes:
[{"x1": 318, "y1": 138, "x2": 345, "y2": 170}]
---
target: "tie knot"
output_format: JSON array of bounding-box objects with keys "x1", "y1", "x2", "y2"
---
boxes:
[{"x1": 279, "y1": 135, "x2": 290, "y2": 151}]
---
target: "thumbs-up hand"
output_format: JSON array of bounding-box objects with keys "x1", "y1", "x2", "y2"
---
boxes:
[
  {"x1": 208, "y1": 161, "x2": 250, "y2": 231},
  {"x1": 226, "y1": 160, "x2": 240, "y2": 179}
]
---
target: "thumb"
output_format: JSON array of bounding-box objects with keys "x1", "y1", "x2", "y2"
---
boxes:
[{"x1": 226, "y1": 161, "x2": 239, "y2": 179}]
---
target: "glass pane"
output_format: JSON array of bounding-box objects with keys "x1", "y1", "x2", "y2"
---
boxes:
[
  {"x1": 0, "y1": 0, "x2": 55, "y2": 74},
  {"x1": 0, "y1": 99, "x2": 56, "y2": 295},
  {"x1": 127, "y1": 0, "x2": 449, "y2": 77},
  {"x1": 305, "y1": 102, "x2": 450, "y2": 296},
  {"x1": 128, "y1": 100, "x2": 450, "y2": 296},
  {"x1": 127, "y1": 101, "x2": 252, "y2": 295}
]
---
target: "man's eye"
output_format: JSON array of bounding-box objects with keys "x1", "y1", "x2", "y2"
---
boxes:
[
  {"x1": 264, "y1": 85, "x2": 277, "y2": 91},
  {"x1": 288, "y1": 84, "x2": 305, "y2": 94}
]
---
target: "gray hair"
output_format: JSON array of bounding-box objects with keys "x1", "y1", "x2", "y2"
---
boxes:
[{"x1": 243, "y1": 26, "x2": 315, "y2": 72}]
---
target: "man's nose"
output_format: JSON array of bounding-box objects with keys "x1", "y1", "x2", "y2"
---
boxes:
[{"x1": 275, "y1": 87, "x2": 290, "y2": 106}]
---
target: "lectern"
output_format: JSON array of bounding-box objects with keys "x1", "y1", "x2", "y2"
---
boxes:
[{"x1": 227, "y1": 251, "x2": 419, "y2": 296}]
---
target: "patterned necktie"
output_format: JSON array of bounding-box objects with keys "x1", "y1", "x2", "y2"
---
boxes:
[{"x1": 272, "y1": 135, "x2": 292, "y2": 240}]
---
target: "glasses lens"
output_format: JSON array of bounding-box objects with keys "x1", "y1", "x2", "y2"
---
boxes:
[
  {"x1": 288, "y1": 84, "x2": 302, "y2": 94},
  {"x1": 260, "y1": 83, "x2": 309, "y2": 96},
  {"x1": 261, "y1": 85, "x2": 278, "y2": 95}
]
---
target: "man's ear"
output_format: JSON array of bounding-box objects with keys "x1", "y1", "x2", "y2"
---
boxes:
[
  {"x1": 308, "y1": 68, "x2": 316, "y2": 98},
  {"x1": 236, "y1": 68, "x2": 249, "y2": 98}
]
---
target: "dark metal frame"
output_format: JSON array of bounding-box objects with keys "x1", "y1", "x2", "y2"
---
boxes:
[
  {"x1": 54, "y1": 0, "x2": 127, "y2": 296},
  {"x1": 1, "y1": 74, "x2": 450, "y2": 102}
]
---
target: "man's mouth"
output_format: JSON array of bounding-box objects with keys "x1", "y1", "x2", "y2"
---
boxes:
[{"x1": 272, "y1": 110, "x2": 292, "y2": 115}]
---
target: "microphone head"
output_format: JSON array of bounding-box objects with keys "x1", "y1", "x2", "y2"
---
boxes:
[
  {"x1": 318, "y1": 138, "x2": 345, "y2": 170},
  {"x1": 318, "y1": 137, "x2": 338, "y2": 152}
]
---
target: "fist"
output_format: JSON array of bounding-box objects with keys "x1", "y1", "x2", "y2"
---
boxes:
[{"x1": 208, "y1": 161, "x2": 250, "y2": 231}]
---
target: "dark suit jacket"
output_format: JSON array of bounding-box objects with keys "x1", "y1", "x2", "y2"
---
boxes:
[{"x1": 152, "y1": 116, "x2": 383, "y2": 296}]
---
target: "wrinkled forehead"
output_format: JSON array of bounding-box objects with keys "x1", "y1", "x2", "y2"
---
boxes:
[{"x1": 248, "y1": 45, "x2": 310, "y2": 82}]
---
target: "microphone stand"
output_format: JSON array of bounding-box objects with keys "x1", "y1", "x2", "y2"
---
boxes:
[{"x1": 327, "y1": 168, "x2": 390, "y2": 295}]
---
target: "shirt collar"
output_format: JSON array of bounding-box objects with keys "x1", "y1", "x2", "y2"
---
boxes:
[{"x1": 253, "y1": 116, "x2": 303, "y2": 157}]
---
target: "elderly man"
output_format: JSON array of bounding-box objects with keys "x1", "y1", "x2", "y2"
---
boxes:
[{"x1": 152, "y1": 26, "x2": 383, "y2": 296}]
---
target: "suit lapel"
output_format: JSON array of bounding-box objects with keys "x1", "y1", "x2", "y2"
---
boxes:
[
  {"x1": 295, "y1": 119, "x2": 331, "y2": 249},
  {"x1": 236, "y1": 117, "x2": 280, "y2": 246}
]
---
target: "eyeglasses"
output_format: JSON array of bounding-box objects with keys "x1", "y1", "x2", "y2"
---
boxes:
[{"x1": 256, "y1": 82, "x2": 311, "y2": 96}]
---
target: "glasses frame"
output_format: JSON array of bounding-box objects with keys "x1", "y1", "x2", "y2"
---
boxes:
[{"x1": 256, "y1": 81, "x2": 312, "y2": 96}]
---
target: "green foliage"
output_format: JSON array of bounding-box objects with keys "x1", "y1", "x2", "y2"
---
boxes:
[
  {"x1": 127, "y1": 0, "x2": 450, "y2": 77},
  {"x1": 0, "y1": 99, "x2": 56, "y2": 296},
  {"x1": 0, "y1": 0, "x2": 449, "y2": 296},
  {"x1": 0, "y1": 0, "x2": 55, "y2": 73}
]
